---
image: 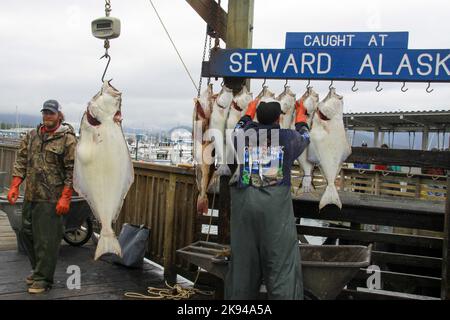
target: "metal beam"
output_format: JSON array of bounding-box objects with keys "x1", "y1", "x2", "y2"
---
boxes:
[
  {"x1": 185, "y1": 0, "x2": 228, "y2": 41},
  {"x1": 400, "y1": 115, "x2": 426, "y2": 127}
]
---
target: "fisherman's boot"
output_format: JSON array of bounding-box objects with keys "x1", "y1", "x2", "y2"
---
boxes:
[
  {"x1": 25, "y1": 272, "x2": 34, "y2": 286},
  {"x1": 28, "y1": 281, "x2": 51, "y2": 294}
]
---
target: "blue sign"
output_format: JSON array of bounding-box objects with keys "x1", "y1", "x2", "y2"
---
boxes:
[
  {"x1": 285, "y1": 32, "x2": 409, "y2": 49},
  {"x1": 203, "y1": 48, "x2": 450, "y2": 82}
]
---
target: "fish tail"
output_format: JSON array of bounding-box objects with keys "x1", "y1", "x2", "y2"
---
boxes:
[
  {"x1": 197, "y1": 194, "x2": 209, "y2": 215},
  {"x1": 215, "y1": 164, "x2": 232, "y2": 176},
  {"x1": 95, "y1": 230, "x2": 122, "y2": 260},
  {"x1": 319, "y1": 184, "x2": 342, "y2": 210}
]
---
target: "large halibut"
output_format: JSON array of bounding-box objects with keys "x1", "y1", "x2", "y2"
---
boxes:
[
  {"x1": 309, "y1": 88, "x2": 351, "y2": 209},
  {"x1": 74, "y1": 81, "x2": 134, "y2": 260}
]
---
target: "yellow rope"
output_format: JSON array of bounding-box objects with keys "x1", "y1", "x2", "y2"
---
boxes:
[{"x1": 124, "y1": 281, "x2": 214, "y2": 300}]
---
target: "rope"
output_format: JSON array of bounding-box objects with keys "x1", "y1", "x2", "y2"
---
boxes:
[
  {"x1": 124, "y1": 176, "x2": 219, "y2": 300},
  {"x1": 148, "y1": 0, "x2": 198, "y2": 93},
  {"x1": 124, "y1": 281, "x2": 213, "y2": 300}
]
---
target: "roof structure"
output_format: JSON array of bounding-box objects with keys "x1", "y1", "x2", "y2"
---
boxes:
[{"x1": 343, "y1": 110, "x2": 450, "y2": 132}]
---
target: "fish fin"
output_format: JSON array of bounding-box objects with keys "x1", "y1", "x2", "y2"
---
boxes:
[
  {"x1": 319, "y1": 184, "x2": 342, "y2": 210},
  {"x1": 95, "y1": 231, "x2": 122, "y2": 260}
]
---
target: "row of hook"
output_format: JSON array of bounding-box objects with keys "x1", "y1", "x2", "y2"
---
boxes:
[{"x1": 261, "y1": 78, "x2": 435, "y2": 93}]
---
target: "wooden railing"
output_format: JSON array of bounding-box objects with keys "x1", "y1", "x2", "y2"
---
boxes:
[
  {"x1": 113, "y1": 162, "x2": 199, "y2": 284},
  {"x1": 1, "y1": 143, "x2": 449, "y2": 299},
  {"x1": 0, "y1": 144, "x2": 18, "y2": 189},
  {"x1": 291, "y1": 166, "x2": 447, "y2": 201}
]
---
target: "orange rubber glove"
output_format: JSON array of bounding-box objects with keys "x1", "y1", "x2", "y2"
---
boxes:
[
  {"x1": 295, "y1": 98, "x2": 308, "y2": 125},
  {"x1": 245, "y1": 99, "x2": 259, "y2": 120},
  {"x1": 56, "y1": 186, "x2": 73, "y2": 216},
  {"x1": 7, "y1": 176, "x2": 23, "y2": 204}
]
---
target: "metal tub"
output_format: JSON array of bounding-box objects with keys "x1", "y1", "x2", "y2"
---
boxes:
[{"x1": 177, "y1": 241, "x2": 372, "y2": 300}]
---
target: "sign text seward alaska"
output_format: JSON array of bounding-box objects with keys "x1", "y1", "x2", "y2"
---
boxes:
[{"x1": 203, "y1": 32, "x2": 450, "y2": 82}]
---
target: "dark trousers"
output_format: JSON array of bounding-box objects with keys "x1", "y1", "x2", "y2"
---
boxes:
[
  {"x1": 225, "y1": 186, "x2": 303, "y2": 300},
  {"x1": 19, "y1": 201, "x2": 63, "y2": 285}
]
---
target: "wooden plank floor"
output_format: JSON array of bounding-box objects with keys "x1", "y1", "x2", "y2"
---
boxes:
[
  {"x1": 0, "y1": 244, "x2": 213, "y2": 300},
  {"x1": 0, "y1": 210, "x2": 17, "y2": 251},
  {"x1": 0, "y1": 210, "x2": 212, "y2": 300}
]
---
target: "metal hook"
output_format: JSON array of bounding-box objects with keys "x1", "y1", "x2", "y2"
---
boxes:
[
  {"x1": 306, "y1": 79, "x2": 311, "y2": 89},
  {"x1": 261, "y1": 78, "x2": 267, "y2": 88},
  {"x1": 351, "y1": 80, "x2": 358, "y2": 92},
  {"x1": 100, "y1": 53, "x2": 111, "y2": 83},
  {"x1": 329, "y1": 80, "x2": 334, "y2": 90},
  {"x1": 375, "y1": 81, "x2": 383, "y2": 92},
  {"x1": 426, "y1": 82, "x2": 434, "y2": 93},
  {"x1": 401, "y1": 82, "x2": 408, "y2": 92},
  {"x1": 284, "y1": 79, "x2": 289, "y2": 89}
]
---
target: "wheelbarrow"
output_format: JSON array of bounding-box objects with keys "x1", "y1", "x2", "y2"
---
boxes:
[
  {"x1": 0, "y1": 195, "x2": 95, "y2": 251},
  {"x1": 177, "y1": 241, "x2": 372, "y2": 300}
]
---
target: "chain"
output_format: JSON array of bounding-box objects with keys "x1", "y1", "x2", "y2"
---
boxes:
[
  {"x1": 104, "y1": 39, "x2": 110, "y2": 54},
  {"x1": 105, "y1": 0, "x2": 111, "y2": 17},
  {"x1": 197, "y1": 25, "x2": 209, "y2": 98},
  {"x1": 207, "y1": 35, "x2": 212, "y2": 86},
  {"x1": 100, "y1": 1, "x2": 112, "y2": 82},
  {"x1": 197, "y1": 0, "x2": 221, "y2": 96}
]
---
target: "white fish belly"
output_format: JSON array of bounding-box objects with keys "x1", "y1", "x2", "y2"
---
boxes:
[
  {"x1": 74, "y1": 121, "x2": 134, "y2": 226},
  {"x1": 310, "y1": 120, "x2": 347, "y2": 182}
]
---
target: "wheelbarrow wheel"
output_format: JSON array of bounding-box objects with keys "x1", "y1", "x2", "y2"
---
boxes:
[{"x1": 63, "y1": 216, "x2": 93, "y2": 247}]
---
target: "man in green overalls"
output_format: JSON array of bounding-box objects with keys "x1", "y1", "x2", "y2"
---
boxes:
[
  {"x1": 7, "y1": 100, "x2": 77, "y2": 294},
  {"x1": 224, "y1": 98, "x2": 310, "y2": 300}
]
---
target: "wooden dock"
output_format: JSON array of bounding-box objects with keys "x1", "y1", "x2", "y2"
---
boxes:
[
  {"x1": 0, "y1": 210, "x2": 17, "y2": 251},
  {"x1": 0, "y1": 210, "x2": 210, "y2": 300},
  {"x1": 0, "y1": 245, "x2": 211, "y2": 300}
]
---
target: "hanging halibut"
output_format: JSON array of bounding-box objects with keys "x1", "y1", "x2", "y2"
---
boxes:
[
  {"x1": 276, "y1": 86, "x2": 296, "y2": 129},
  {"x1": 194, "y1": 84, "x2": 215, "y2": 215},
  {"x1": 309, "y1": 88, "x2": 351, "y2": 209},
  {"x1": 74, "y1": 81, "x2": 134, "y2": 259},
  {"x1": 296, "y1": 87, "x2": 319, "y2": 193},
  {"x1": 209, "y1": 85, "x2": 233, "y2": 176},
  {"x1": 221, "y1": 85, "x2": 253, "y2": 176}
]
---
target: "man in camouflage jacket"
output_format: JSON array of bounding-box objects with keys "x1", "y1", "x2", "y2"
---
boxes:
[{"x1": 7, "y1": 100, "x2": 77, "y2": 294}]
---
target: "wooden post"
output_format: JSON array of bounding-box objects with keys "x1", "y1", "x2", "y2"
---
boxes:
[
  {"x1": 224, "y1": 0, "x2": 254, "y2": 92},
  {"x1": 374, "y1": 126, "x2": 380, "y2": 147},
  {"x1": 441, "y1": 173, "x2": 450, "y2": 299},
  {"x1": 225, "y1": 0, "x2": 254, "y2": 49},
  {"x1": 218, "y1": 0, "x2": 254, "y2": 245},
  {"x1": 422, "y1": 126, "x2": 429, "y2": 150},
  {"x1": 163, "y1": 174, "x2": 177, "y2": 285},
  {"x1": 380, "y1": 131, "x2": 385, "y2": 146},
  {"x1": 374, "y1": 171, "x2": 380, "y2": 196}
]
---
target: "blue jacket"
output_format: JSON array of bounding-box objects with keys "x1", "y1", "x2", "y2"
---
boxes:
[{"x1": 233, "y1": 116, "x2": 310, "y2": 188}]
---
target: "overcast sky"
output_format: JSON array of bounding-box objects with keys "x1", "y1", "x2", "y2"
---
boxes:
[{"x1": 1, "y1": 0, "x2": 449, "y2": 130}]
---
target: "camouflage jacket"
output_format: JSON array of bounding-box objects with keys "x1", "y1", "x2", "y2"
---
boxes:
[{"x1": 12, "y1": 123, "x2": 77, "y2": 202}]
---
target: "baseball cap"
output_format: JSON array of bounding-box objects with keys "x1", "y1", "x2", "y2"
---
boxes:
[
  {"x1": 256, "y1": 101, "x2": 282, "y2": 125},
  {"x1": 41, "y1": 100, "x2": 61, "y2": 114}
]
